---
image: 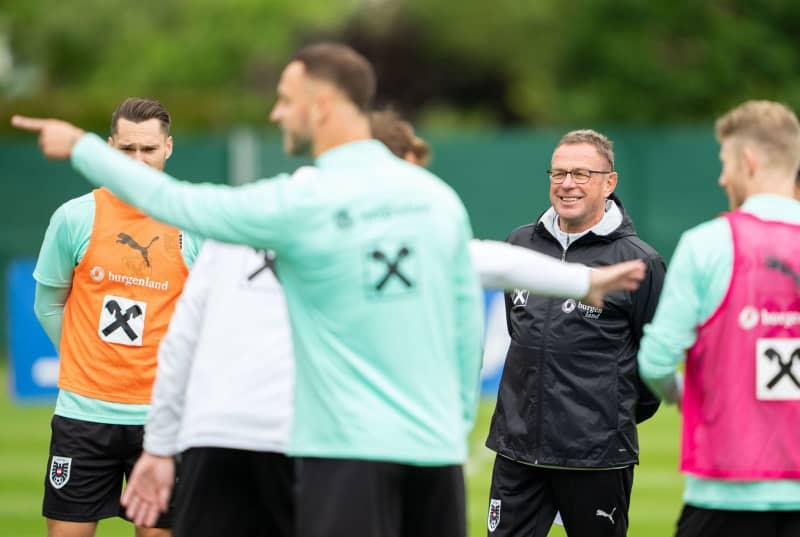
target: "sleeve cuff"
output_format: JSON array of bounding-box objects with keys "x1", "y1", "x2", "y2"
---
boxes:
[{"x1": 143, "y1": 434, "x2": 178, "y2": 457}]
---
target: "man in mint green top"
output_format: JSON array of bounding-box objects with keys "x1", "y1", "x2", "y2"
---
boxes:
[
  {"x1": 638, "y1": 100, "x2": 800, "y2": 537},
  {"x1": 13, "y1": 43, "x2": 484, "y2": 537}
]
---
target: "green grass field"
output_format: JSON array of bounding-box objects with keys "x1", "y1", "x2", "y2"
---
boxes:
[{"x1": 0, "y1": 363, "x2": 683, "y2": 536}]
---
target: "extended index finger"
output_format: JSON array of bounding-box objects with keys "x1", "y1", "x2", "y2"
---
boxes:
[{"x1": 10, "y1": 115, "x2": 49, "y2": 132}]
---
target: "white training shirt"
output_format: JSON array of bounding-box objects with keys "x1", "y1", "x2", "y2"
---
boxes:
[{"x1": 144, "y1": 239, "x2": 294, "y2": 455}]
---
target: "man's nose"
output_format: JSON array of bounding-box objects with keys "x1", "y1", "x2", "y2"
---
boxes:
[
  {"x1": 269, "y1": 106, "x2": 281, "y2": 122},
  {"x1": 561, "y1": 172, "x2": 578, "y2": 187}
]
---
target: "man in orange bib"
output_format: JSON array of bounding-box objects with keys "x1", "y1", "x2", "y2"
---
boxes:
[{"x1": 32, "y1": 97, "x2": 201, "y2": 537}]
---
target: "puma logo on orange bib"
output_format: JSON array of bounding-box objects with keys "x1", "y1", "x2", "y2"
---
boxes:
[{"x1": 116, "y1": 232, "x2": 159, "y2": 267}]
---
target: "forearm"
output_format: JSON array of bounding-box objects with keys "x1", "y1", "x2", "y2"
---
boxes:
[
  {"x1": 33, "y1": 283, "x2": 69, "y2": 347},
  {"x1": 637, "y1": 239, "x2": 704, "y2": 403},
  {"x1": 643, "y1": 372, "x2": 683, "y2": 405},
  {"x1": 469, "y1": 239, "x2": 590, "y2": 297},
  {"x1": 637, "y1": 323, "x2": 690, "y2": 403},
  {"x1": 71, "y1": 134, "x2": 286, "y2": 249}
]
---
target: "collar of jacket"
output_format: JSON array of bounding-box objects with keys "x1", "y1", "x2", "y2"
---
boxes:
[{"x1": 533, "y1": 193, "x2": 637, "y2": 245}]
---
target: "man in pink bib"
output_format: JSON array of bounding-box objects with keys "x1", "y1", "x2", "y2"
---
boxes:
[{"x1": 638, "y1": 100, "x2": 800, "y2": 537}]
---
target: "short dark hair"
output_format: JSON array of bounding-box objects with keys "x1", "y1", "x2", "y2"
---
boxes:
[
  {"x1": 291, "y1": 43, "x2": 376, "y2": 111},
  {"x1": 111, "y1": 97, "x2": 171, "y2": 135},
  {"x1": 370, "y1": 110, "x2": 431, "y2": 166}
]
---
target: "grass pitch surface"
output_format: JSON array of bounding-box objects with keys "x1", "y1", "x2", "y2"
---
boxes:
[{"x1": 1, "y1": 363, "x2": 682, "y2": 536}]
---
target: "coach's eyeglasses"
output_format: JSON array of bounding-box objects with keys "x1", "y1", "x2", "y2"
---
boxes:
[{"x1": 547, "y1": 168, "x2": 613, "y2": 184}]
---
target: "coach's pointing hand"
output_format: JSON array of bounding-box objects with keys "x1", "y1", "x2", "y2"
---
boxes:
[{"x1": 11, "y1": 115, "x2": 85, "y2": 160}]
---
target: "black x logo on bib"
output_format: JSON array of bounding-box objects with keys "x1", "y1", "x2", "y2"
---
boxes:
[
  {"x1": 764, "y1": 347, "x2": 800, "y2": 390},
  {"x1": 101, "y1": 300, "x2": 143, "y2": 341}
]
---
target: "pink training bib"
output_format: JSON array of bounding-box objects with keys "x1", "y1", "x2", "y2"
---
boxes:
[{"x1": 681, "y1": 210, "x2": 800, "y2": 479}]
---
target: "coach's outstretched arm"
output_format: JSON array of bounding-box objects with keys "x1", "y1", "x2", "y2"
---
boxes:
[{"x1": 12, "y1": 115, "x2": 294, "y2": 251}]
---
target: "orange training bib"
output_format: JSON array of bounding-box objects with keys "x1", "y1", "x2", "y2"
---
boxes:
[{"x1": 58, "y1": 188, "x2": 189, "y2": 404}]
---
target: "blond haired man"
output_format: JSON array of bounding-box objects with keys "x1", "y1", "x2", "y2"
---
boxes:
[{"x1": 639, "y1": 101, "x2": 800, "y2": 537}]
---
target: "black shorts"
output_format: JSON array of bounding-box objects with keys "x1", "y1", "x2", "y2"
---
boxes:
[
  {"x1": 296, "y1": 457, "x2": 466, "y2": 537},
  {"x1": 172, "y1": 447, "x2": 294, "y2": 537},
  {"x1": 676, "y1": 505, "x2": 800, "y2": 537},
  {"x1": 487, "y1": 455, "x2": 633, "y2": 537},
  {"x1": 42, "y1": 415, "x2": 174, "y2": 527}
]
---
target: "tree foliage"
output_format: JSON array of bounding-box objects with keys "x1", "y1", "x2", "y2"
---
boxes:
[
  {"x1": 1, "y1": 0, "x2": 358, "y2": 131},
  {"x1": 3, "y1": 0, "x2": 800, "y2": 131},
  {"x1": 404, "y1": 0, "x2": 800, "y2": 124}
]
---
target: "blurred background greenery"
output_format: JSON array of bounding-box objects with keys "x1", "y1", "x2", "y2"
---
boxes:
[{"x1": 1, "y1": 0, "x2": 800, "y2": 132}]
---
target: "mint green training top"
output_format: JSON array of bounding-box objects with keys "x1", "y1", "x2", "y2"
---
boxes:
[
  {"x1": 33, "y1": 191, "x2": 202, "y2": 424},
  {"x1": 638, "y1": 194, "x2": 800, "y2": 510},
  {"x1": 71, "y1": 134, "x2": 484, "y2": 465}
]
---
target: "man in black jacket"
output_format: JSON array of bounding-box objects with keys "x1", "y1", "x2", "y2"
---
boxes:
[{"x1": 485, "y1": 129, "x2": 665, "y2": 537}]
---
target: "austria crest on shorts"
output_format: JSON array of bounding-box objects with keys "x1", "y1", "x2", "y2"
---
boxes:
[
  {"x1": 50, "y1": 456, "x2": 72, "y2": 489},
  {"x1": 488, "y1": 498, "x2": 501, "y2": 532}
]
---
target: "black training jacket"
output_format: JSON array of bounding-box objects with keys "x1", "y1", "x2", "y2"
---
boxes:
[{"x1": 486, "y1": 194, "x2": 665, "y2": 468}]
